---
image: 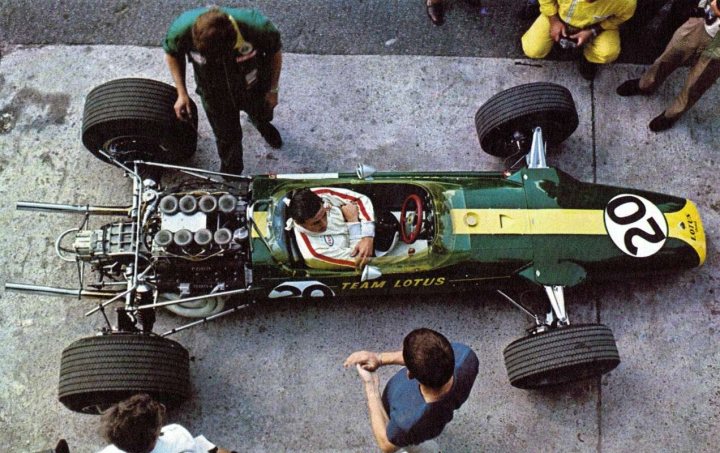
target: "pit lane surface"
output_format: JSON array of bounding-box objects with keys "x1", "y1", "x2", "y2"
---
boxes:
[{"x1": 1, "y1": 3, "x2": 719, "y2": 453}]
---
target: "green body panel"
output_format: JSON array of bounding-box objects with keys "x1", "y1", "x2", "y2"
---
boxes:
[
  {"x1": 518, "y1": 168, "x2": 693, "y2": 286},
  {"x1": 245, "y1": 168, "x2": 702, "y2": 300}
]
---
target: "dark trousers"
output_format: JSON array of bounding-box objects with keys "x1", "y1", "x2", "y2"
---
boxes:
[{"x1": 202, "y1": 92, "x2": 274, "y2": 174}]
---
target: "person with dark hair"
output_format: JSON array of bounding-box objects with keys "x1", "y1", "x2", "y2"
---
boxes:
[
  {"x1": 163, "y1": 6, "x2": 283, "y2": 175},
  {"x1": 521, "y1": 0, "x2": 636, "y2": 80},
  {"x1": 616, "y1": 0, "x2": 720, "y2": 132},
  {"x1": 344, "y1": 329, "x2": 479, "y2": 453},
  {"x1": 287, "y1": 187, "x2": 375, "y2": 269},
  {"x1": 98, "y1": 394, "x2": 230, "y2": 453}
]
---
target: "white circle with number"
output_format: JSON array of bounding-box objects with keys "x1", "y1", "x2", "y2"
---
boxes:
[{"x1": 604, "y1": 194, "x2": 668, "y2": 258}]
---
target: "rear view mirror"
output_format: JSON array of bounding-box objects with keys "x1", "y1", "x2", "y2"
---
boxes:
[
  {"x1": 361, "y1": 265, "x2": 382, "y2": 281},
  {"x1": 356, "y1": 163, "x2": 376, "y2": 180}
]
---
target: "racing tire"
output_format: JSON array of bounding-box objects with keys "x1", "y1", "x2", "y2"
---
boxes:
[
  {"x1": 58, "y1": 333, "x2": 190, "y2": 414},
  {"x1": 503, "y1": 324, "x2": 620, "y2": 389},
  {"x1": 475, "y1": 82, "x2": 578, "y2": 157},
  {"x1": 82, "y1": 78, "x2": 198, "y2": 166}
]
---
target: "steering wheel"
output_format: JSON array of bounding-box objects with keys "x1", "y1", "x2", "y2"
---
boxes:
[{"x1": 400, "y1": 194, "x2": 424, "y2": 244}]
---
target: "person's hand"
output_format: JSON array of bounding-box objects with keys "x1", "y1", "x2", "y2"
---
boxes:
[
  {"x1": 173, "y1": 94, "x2": 193, "y2": 121},
  {"x1": 352, "y1": 237, "x2": 374, "y2": 268},
  {"x1": 344, "y1": 350, "x2": 383, "y2": 371},
  {"x1": 356, "y1": 364, "x2": 379, "y2": 385},
  {"x1": 569, "y1": 29, "x2": 594, "y2": 47},
  {"x1": 265, "y1": 91, "x2": 278, "y2": 110},
  {"x1": 549, "y1": 16, "x2": 566, "y2": 42},
  {"x1": 712, "y1": 0, "x2": 720, "y2": 17},
  {"x1": 340, "y1": 203, "x2": 360, "y2": 222}
]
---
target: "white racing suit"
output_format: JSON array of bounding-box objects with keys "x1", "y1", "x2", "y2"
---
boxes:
[{"x1": 293, "y1": 187, "x2": 375, "y2": 269}]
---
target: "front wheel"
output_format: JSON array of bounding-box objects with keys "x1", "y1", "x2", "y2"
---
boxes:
[
  {"x1": 58, "y1": 333, "x2": 190, "y2": 414},
  {"x1": 503, "y1": 324, "x2": 620, "y2": 389},
  {"x1": 475, "y1": 82, "x2": 578, "y2": 158}
]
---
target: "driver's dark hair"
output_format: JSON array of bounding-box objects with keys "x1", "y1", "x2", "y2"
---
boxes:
[
  {"x1": 403, "y1": 328, "x2": 455, "y2": 388},
  {"x1": 289, "y1": 188, "x2": 323, "y2": 224},
  {"x1": 100, "y1": 393, "x2": 165, "y2": 453},
  {"x1": 192, "y1": 8, "x2": 236, "y2": 56}
]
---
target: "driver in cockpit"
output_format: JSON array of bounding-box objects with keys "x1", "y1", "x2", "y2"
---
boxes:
[{"x1": 287, "y1": 187, "x2": 375, "y2": 270}]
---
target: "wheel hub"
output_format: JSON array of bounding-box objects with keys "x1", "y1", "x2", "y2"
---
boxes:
[{"x1": 104, "y1": 136, "x2": 167, "y2": 163}]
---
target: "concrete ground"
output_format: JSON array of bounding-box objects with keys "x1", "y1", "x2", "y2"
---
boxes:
[{"x1": 0, "y1": 5, "x2": 719, "y2": 452}]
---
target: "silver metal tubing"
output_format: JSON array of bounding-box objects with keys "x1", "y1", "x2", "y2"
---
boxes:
[
  {"x1": 526, "y1": 127, "x2": 548, "y2": 169},
  {"x1": 544, "y1": 285, "x2": 569, "y2": 325},
  {"x1": 496, "y1": 290, "x2": 542, "y2": 325},
  {"x1": 136, "y1": 160, "x2": 252, "y2": 181},
  {"x1": 99, "y1": 150, "x2": 138, "y2": 179},
  {"x1": 5, "y1": 283, "x2": 116, "y2": 299},
  {"x1": 55, "y1": 228, "x2": 81, "y2": 262},
  {"x1": 16, "y1": 201, "x2": 129, "y2": 216},
  {"x1": 135, "y1": 287, "x2": 252, "y2": 310},
  {"x1": 161, "y1": 303, "x2": 253, "y2": 337},
  {"x1": 91, "y1": 281, "x2": 129, "y2": 287},
  {"x1": 131, "y1": 163, "x2": 143, "y2": 285},
  {"x1": 84, "y1": 287, "x2": 136, "y2": 316}
]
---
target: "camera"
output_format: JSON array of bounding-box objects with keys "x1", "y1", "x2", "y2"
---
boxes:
[{"x1": 558, "y1": 37, "x2": 578, "y2": 50}]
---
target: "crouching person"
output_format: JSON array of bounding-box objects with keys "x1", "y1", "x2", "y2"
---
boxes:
[
  {"x1": 98, "y1": 394, "x2": 232, "y2": 453},
  {"x1": 521, "y1": 0, "x2": 636, "y2": 80}
]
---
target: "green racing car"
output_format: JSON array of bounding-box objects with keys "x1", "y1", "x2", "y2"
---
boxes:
[{"x1": 5, "y1": 79, "x2": 706, "y2": 413}]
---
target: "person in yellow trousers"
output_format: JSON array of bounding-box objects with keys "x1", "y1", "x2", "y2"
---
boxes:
[{"x1": 521, "y1": 0, "x2": 636, "y2": 80}]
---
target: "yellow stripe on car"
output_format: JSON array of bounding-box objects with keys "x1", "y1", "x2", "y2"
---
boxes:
[
  {"x1": 451, "y1": 203, "x2": 706, "y2": 263},
  {"x1": 251, "y1": 211, "x2": 269, "y2": 238},
  {"x1": 450, "y1": 209, "x2": 605, "y2": 235}
]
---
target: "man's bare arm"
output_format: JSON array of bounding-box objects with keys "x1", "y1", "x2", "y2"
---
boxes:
[
  {"x1": 357, "y1": 366, "x2": 399, "y2": 453},
  {"x1": 164, "y1": 53, "x2": 192, "y2": 120},
  {"x1": 344, "y1": 350, "x2": 404, "y2": 371}
]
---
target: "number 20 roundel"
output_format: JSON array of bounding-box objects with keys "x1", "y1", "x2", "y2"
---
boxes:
[{"x1": 604, "y1": 194, "x2": 668, "y2": 258}]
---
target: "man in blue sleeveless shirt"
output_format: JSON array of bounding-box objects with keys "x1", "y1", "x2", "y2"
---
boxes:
[{"x1": 344, "y1": 328, "x2": 479, "y2": 452}]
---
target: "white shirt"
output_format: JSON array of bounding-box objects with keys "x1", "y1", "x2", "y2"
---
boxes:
[
  {"x1": 293, "y1": 187, "x2": 375, "y2": 269},
  {"x1": 699, "y1": 0, "x2": 720, "y2": 37},
  {"x1": 98, "y1": 424, "x2": 216, "y2": 453}
]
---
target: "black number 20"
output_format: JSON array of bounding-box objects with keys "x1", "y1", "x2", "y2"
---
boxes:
[{"x1": 606, "y1": 196, "x2": 667, "y2": 256}]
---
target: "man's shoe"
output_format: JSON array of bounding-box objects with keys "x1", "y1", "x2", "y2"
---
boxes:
[
  {"x1": 426, "y1": 2, "x2": 445, "y2": 26},
  {"x1": 578, "y1": 58, "x2": 598, "y2": 81},
  {"x1": 649, "y1": 111, "x2": 677, "y2": 132},
  {"x1": 255, "y1": 122, "x2": 283, "y2": 149},
  {"x1": 616, "y1": 79, "x2": 650, "y2": 96}
]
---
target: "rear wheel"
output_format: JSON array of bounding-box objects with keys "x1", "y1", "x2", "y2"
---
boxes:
[
  {"x1": 58, "y1": 333, "x2": 190, "y2": 414},
  {"x1": 475, "y1": 82, "x2": 578, "y2": 157},
  {"x1": 503, "y1": 324, "x2": 620, "y2": 389},
  {"x1": 82, "y1": 78, "x2": 198, "y2": 166}
]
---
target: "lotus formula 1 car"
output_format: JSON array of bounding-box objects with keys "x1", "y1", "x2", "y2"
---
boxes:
[{"x1": 5, "y1": 79, "x2": 706, "y2": 413}]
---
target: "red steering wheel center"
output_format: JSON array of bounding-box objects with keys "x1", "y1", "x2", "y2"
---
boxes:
[{"x1": 400, "y1": 194, "x2": 424, "y2": 244}]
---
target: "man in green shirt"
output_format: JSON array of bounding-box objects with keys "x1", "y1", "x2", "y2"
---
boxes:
[
  {"x1": 163, "y1": 7, "x2": 282, "y2": 174},
  {"x1": 616, "y1": 0, "x2": 720, "y2": 132}
]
